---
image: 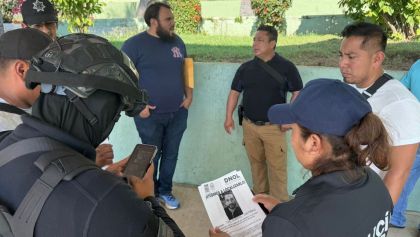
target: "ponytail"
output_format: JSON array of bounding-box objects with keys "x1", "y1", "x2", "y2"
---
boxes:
[
  {"x1": 302, "y1": 112, "x2": 390, "y2": 176},
  {"x1": 345, "y1": 112, "x2": 390, "y2": 170}
]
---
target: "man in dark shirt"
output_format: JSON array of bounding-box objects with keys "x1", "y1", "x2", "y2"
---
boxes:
[{"x1": 224, "y1": 25, "x2": 303, "y2": 201}]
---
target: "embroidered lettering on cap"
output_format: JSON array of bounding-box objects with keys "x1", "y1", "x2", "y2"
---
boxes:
[{"x1": 33, "y1": 0, "x2": 46, "y2": 12}]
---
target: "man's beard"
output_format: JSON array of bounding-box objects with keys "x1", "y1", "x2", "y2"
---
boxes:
[{"x1": 157, "y1": 24, "x2": 175, "y2": 42}]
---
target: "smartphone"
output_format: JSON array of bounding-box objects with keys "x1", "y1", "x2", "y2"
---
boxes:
[
  {"x1": 123, "y1": 144, "x2": 157, "y2": 178},
  {"x1": 250, "y1": 190, "x2": 269, "y2": 215}
]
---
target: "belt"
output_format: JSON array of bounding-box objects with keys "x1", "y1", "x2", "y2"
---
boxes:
[{"x1": 244, "y1": 116, "x2": 271, "y2": 126}]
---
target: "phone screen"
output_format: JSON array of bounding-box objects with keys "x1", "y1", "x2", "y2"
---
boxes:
[{"x1": 123, "y1": 144, "x2": 157, "y2": 178}]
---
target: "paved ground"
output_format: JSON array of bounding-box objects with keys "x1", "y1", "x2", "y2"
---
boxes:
[{"x1": 166, "y1": 184, "x2": 420, "y2": 237}]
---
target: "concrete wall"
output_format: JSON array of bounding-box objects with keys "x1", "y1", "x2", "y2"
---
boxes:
[
  {"x1": 2, "y1": 0, "x2": 353, "y2": 36},
  {"x1": 69, "y1": 0, "x2": 353, "y2": 37},
  {"x1": 109, "y1": 63, "x2": 420, "y2": 212}
]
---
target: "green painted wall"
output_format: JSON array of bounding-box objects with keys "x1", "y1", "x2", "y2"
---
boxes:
[
  {"x1": 109, "y1": 63, "x2": 420, "y2": 212},
  {"x1": 287, "y1": 0, "x2": 343, "y2": 16},
  {"x1": 201, "y1": 0, "x2": 241, "y2": 18},
  {"x1": 86, "y1": 0, "x2": 353, "y2": 36},
  {"x1": 95, "y1": 1, "x2": 138, "y2": 19},
  {"x1": 200, "y1": 17, "x2": 256, "y2": 36}
]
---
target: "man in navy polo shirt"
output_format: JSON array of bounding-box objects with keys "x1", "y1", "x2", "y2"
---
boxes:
[{"x1": 122, "y1": 2, "x2": 192, "y2": 209}]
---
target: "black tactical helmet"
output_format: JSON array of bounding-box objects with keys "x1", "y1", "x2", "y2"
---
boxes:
[{"x1": 26, "y1": 33, "x2": 148, "y2": 123}]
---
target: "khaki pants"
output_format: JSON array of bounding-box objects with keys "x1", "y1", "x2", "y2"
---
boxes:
[{"x1": 243, "y1": 119, "x2": 288, "y2": 201}]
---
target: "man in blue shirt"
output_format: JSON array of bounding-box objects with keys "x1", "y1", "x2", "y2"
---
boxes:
[
  {"x1": 122, "y1": 2, "x2": 193, "y2": 209},
  {"x1": 391, "y1": 60, "x2": 420, "y2": 232}
]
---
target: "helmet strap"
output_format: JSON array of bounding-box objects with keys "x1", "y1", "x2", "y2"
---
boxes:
[{"x1": 65, "y1": 89, "x2": 98, "y2": 126}]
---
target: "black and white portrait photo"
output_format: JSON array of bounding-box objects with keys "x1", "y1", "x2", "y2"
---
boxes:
[{"x1": 219, "y1": 190, "x2": 243, "y2": 220}]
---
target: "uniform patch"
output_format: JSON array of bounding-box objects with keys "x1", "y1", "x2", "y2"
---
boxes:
[{"x1": 33, "y1": 0, "x2": 46, "y2": 12}]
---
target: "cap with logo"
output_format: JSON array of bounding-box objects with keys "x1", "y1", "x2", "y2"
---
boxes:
[
  {"x1": 268, "y1": 79, "x2": 372, "y2": 136},
  {"x1": 0, "y1": 28, "x2": 52, "y2": 60},
  {"x1": 21, "y1": 0, "x2": 58, "y2": 25}
]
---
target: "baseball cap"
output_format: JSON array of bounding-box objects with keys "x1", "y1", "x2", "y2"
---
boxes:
[
  {"x1": 21, "y1": 0, "x2": 58, "y2": 25},
  {"x1": 268, "y1": 79, "x2": 372, "y2": 136},
  {"x1": 0, "y1": 28, "x2": 52, "y2": 60}
]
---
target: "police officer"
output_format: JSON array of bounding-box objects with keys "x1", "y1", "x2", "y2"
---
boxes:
[
  {"x1": 0, "y1": 28, "x2": 117, "y2": 169},
  {"x1": 0, "y1": 33, "x2": 184, "y2": 236},
  {"x1": 212, "y1": 79, "x2": 393, "y2": 237},
  {"x1": 0, "y1": 28, "x2": 51, "y2": 133},
  {"x1": 21, "y1": 0, "x2": 58, "y2": 39}
]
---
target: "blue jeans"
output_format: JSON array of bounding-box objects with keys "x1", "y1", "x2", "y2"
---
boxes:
[
  {"x1": 134, "y1": 107, "x2": 188, "y2": 196},
  {"x1": 391, "y1": 148, "x2": 420, "y2": 227}
]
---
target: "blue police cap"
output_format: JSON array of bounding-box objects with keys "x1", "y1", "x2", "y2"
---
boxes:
[{"x1": 268, "y1": 79, "x2": 372, "y2": 136}]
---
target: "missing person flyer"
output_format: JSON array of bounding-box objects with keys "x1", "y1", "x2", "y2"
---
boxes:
[{"x1": 198, "y1": 170, "x2": 266, "y2": 237}]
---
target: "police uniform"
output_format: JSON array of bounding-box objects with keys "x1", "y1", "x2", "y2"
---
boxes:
[
  {"x1": 262, "y1": 168, "x2": 393, "y2": 237},
  {"x1": 21, "y1": 0, "x2": 58, "y2": 25},
  {"x1": 0, "y1": 115, "x2": 183, "y2": 236},
  {"x1": 266, "y1": 79, "x2": 394, "y2": 237},
  {"x1": 0, "y1": 29, "x2": 51, "y2": 132},
  {"x1": 0, "y1": 34, "x2": 183, "y2": 237}
]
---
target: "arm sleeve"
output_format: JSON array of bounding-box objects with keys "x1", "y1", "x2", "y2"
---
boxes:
[
  {"x1": 180, "y1": 38, "x2": 187, "y2": 58},
  {"x1": 285, "y1": 62, "x2": 303, "y2": 92},
  {"x1": 144, "y1": 196, "x2": 185, "y2": 237},
  {"x1": 231, "y1": 65, "x2": 244, "y2": 92},
  {"x1": 87, "y1": 183, "x2": 159, "y2": 237},
  {"x1": 380, "y1": 99, "x2": 420, "y2": 146},
  {"x1": 400, "y1": 70, "x2": 412, "y2": 89},
  {"x1": 262, "y1": 215, "x2": 302, "y2": 237},
  {"x1": 121, "y1": 39, "x2": 139, "y2": 66},
  {"x1": 400, "y1": 60, "x2": 420, "y2": 91}
]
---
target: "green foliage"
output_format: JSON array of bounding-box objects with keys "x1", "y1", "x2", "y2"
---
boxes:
[
  {"x1": 250, "y1": 0, "x2": 292, "y2": 32},
  {"x1": 111, "y1": 33, "x2": 419, "y2": 70},
  {"x1": 168, "y1": 0, "x2": 201, "y2": 34},
  {"x1": 0, "y1": 0, "x2": 23, "y2": 23},
  {"x1": 51, "y1": 0, "x2": 104, "y2": 33},
  {"x1": 338, "y1": 0, "x2": 420, "y2": 40}
]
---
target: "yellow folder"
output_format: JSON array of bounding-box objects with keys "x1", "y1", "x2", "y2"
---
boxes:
[{"x1": 184, "y1": 58, "x2": 194, "y2": 88}]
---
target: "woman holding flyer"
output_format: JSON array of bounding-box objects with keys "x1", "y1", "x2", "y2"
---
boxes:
[{"x1": 210, "y1": 79, "x2": 392, "y2": 237}]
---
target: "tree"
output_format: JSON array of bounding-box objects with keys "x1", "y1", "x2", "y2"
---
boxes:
[
  {"x1": 338, "y1": 0, "x2": 420, "y2": 40},
  {"x1": 167, "y1": 0, "x2": 201, "y2": 34},
  {"x1": 250, "y1": 0, "x2": 292, "y2": 32},
  {"x1": 51, "y1": 0, "x2": 104, "y2": 33},
  {"x1": 0, "y1": 12, "x2": 4, "y2": 35},
  {"x1": 136, "y1": 0, "x2": 152, "y2": 19}
]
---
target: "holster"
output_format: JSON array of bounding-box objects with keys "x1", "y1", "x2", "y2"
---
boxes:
[{"x1": 238, "y1": 104, "x2": 244, "y2": 126}]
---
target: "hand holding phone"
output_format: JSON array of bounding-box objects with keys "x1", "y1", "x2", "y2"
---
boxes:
[
  {"x1": 129, "y1": 163, "x2": 155, "y2": 199},
  {"x1": 123, "y1": 144, "x2": 157, "y2": 178}
]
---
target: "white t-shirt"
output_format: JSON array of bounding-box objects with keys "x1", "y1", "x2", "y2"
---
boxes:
[
  {"x1": 0, "y1": 111, "x2": 22, "y2": 132},
  {"x1": 0, "y1": 98, "x2": 23, "y2": 132},
  {"x1": 354, "y1": 80, "x2": 420, "y2": 175}
]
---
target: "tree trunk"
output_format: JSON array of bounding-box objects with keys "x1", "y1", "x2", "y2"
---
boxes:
[
  {"x1": 381, "y1": 13, "x2": 405, "y2": 39},
  {"x1": 136, "y1": 0, "x2": 151, "y2": 19},
  {"x1": 240, "y1": 0, "x2": 254, "y2": 16},
  {"x1": 0, "y1": 12, "x2": 4, "y2": 35}
]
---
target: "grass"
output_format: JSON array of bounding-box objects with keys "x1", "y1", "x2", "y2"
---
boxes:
[{"x1": 111, "y1": 34, "x2": 420, "y2": 70}]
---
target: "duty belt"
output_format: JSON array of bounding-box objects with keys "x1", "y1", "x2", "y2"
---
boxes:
[{"x1": 244, "y1": 116, "x2": 271, "y2": 126}]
